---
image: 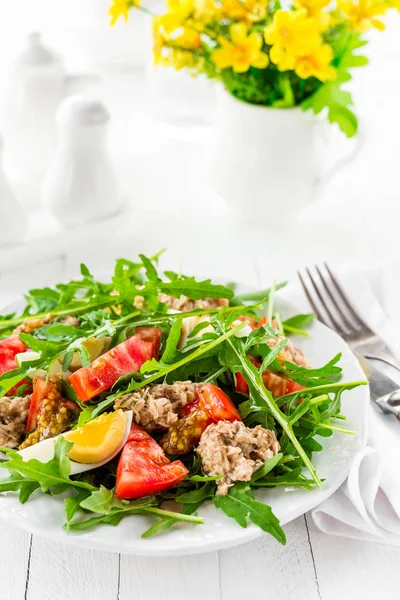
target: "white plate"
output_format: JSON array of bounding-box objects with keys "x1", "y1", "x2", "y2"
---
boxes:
[{"x1": 0, "y1": 294, "x2": 369, "y2": 556}]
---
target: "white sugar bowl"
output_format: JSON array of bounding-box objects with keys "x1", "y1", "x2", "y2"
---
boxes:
[{"x1": 42, "y1": 95, "x2": 123, "y2": 227}]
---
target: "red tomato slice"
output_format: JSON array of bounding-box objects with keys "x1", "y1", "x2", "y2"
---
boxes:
[
  {"x1": 235, "y1": 372, "x2": 249, "y2": 394},
  {"x1": 236, "y1": 368, "x2": 304, "y2": 398},
  {"x1": 135, "y1": 326, "x2": 162, "y2": 358},
  {"x1": 0, "y1": 336, "x2": 26, "y2": 375},
  {"x1": 26, "y1": 377, "x2": 51, "y2": 432},
  {"x1": 0, "y1": 335, "x2": 30, "y2": 396},
  {"x1": 115, "y1": 424, "x2": 188, "y2": 499},
  {"x1": 284, "y1": 379, "x2": 305, "y2": 394},
  {"x1": 197, "y1": 383, "x2": 241, "y2": 422},
  {"x1": 69, "y1": 328, "x2": 161, "y2": 402}
]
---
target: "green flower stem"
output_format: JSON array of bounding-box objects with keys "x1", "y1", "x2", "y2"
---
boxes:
[{"x1": 137, "y1": 6, "x2": 155, "y2": 17}]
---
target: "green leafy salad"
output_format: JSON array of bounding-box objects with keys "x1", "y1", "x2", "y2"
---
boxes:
[{"x1": 0, "y1": 253, "x2": 367, "y2": 544}]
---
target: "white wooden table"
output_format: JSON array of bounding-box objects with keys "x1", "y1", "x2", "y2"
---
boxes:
[
  {"x1": 0, "y1": 9, "x2": 400, "y2": 599},
  {"x1": 1, "y1": 210, "x2": 400, "y2": 600}
]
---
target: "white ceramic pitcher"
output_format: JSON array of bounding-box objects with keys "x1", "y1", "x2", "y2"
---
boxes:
[{"x1": 210, "y1": 88, "x2": 359, "y2": 218}]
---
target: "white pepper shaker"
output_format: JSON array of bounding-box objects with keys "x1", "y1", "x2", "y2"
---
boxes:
[
  {"x1": 2, "y1": 33, "x2": 67, "y2": 202},
  {"x1": 42, "y1": 95, "x2": 123, "y2": 227},
  {"x1": 0, "y1": 136, "x2": 28, "y2": 246}
]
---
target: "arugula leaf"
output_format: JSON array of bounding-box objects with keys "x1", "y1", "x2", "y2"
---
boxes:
[
  {"x1": 161, "y1": 318, "x2": 183, "y2": 364},
  {"x1": 64, "y1": 489, "x2": 91, "y2": 524},
  {"x1": 62, "y1": 351, "x2": 74, "y2": 372},
  {"x1": 282, "y1": 314, "x2": 316, "y2": 336},
  {"x1": 67, "y1": 504, "x2": 204, "y2": 533},
  {"x1": 214, "y1": 484, "x2": 286, "y2": 545},
  {"x1": 141, "y1": 503, "x2": 202, "y2": 538},
  {"x1": 0, "y1": 471, "x2": 40, "y2": 503},
  {"x1": 0, "y1": 438, "x2": 96, "y2": 493},
  {"x1": 272, "y1": 353, "x2": 343, "y2": 387},
  {"x1": 18, "y1": 333, "x2": 65, "y2": 358},
  {"x1": 230, "y1": 282, "x2": 287, "y2": 306},
  {"x1": 253, "y1": 468, "x2": 317, "y2": 490},
  {"x1": 161, "y1": 277, "x2": 234, "y2": 301},
  {"x1": 23, "y1": 287, "x2": 60, "y2": 314},
  {"x1": 79, "y1": 486, "x2": 156, "y2": 515},
  {"x1": 259, "y1": 338, "x2": 288, "y2": 372},
  {"x1": 250, "y1": 453, "x2": 283, "y2": 483},
  {"x1": 187, "y1": 474, "x2": 223, "y2": 482},
  {"x1": 175, "y1": 482, "x2": 216, "y2": 504},
  {"x1": 188, "y1": 321, "x2": 211, "y2": 338}
]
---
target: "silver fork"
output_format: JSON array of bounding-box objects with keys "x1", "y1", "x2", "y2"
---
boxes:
[
  {"x1": 298, "y1": 263, "x2": 400, "y2": 420},
  {"x1": 298, "y1": 263, "x2": 400, "y2": 371}
]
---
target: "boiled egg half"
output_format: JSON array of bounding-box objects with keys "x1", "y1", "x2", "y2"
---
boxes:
[{"x1": 18, "y1": 410, "x2": 133, "y2": 475}]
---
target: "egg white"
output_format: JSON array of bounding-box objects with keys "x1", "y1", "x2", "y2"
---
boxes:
[{"x1": 17, "y1": 410, "x2": 133, "y2": 475}]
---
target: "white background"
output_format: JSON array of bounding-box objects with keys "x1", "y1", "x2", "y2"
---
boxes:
[{"x1": 0, "y1": 2, "x2": 400, "y2": 599}]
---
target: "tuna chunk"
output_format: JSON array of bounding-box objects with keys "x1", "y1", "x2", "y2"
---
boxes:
[
  {"x1": 197, "y1": 420, "x2": 280, "y2": 496},
  {"x1": 266, "y1": 336, "x2": 311, "y2": 368},
  {"x1": 0, "y1": 395, "x2": 31, "y2": 448},
  {"x1": 114, "y1": 381, "x2": 197, "y2": 431},
  {"x1": 159, "y1": 294, "x2": 229, "y2": 312}
]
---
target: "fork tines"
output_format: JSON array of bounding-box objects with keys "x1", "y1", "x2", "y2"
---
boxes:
[{"x1": 297, "y1": 263, "x2": 372, "y2": 341}]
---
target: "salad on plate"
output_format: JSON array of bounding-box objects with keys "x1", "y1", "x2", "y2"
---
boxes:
[{"x1": 0, "y1": 253, "x2": 366, "y2": 544}]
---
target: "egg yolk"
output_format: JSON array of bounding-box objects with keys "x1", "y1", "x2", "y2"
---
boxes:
[{"x1": 64, "y1": 410, "x2": 126, "y2": 464}]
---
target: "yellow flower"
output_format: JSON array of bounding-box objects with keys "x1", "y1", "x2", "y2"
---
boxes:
[
  {"x1": 159, "y1": 0, "x2": 193, "y2": 32},
  {"x1": 294, "y1": 44, "x2": 337, "y2": 81},
  {"x1": 338, "y1": 0, "x2": 389, "y2": 31},
  {"x1": 174, "y1": 25, "x2": 202, "y2": 49},
  {"x1": 194, "y1": 0, "x2": 218, "y2": 22},
  {"x1": 293, "y1": 0, "x2": 330, "y2": 16},
  {"x1": 166, "y1": 0, "x2": 195, "y2": 18},
  {"x1": 220, "y1": 0, "x2": 268, "y2": 23},
  {"x1": 293, "y1": 0, "x2": 332, "y2": 25},
  {"x1": 212, "y1": 22, "x2": 269, "y2": 73},
  {"x1": 109, "y1": 0, "x2": 140, "y2": 25},
  {"x1": 264, "y1": 10, "x2": 324, "y2": 71}
]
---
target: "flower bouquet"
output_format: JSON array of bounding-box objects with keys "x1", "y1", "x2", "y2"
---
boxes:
[{"x1": 110, "y1": 0, "x2": 399, "y2": 137}]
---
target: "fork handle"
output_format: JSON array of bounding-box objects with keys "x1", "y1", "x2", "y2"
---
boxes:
[
  {"x1": 375, "y1": 386, "x2": 400, "y2": 420},
  {"x1": 353, "y1": 337, "x2": 400, "y2": 373},
  {"x1": 363, "y1": 351, "x2": 400, "y2": 373}
]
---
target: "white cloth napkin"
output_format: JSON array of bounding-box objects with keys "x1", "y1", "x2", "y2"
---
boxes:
[{"x1": 302, "y1": 261, "x2": 400, "y2": 546}]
